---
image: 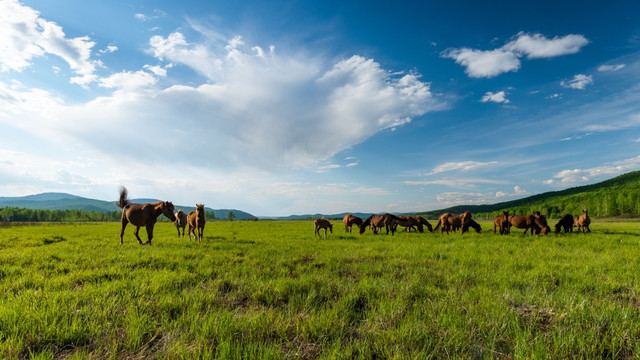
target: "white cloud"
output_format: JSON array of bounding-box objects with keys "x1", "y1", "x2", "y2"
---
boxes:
[
  {"x1": 0, "y1": 0, "x2": 98, "y2": 86},
  {"x1": 561, "y1": 74, "x2": 593, "y2": 90},
  {"x1": 442, "y1": 32, "x2": 588, "y2": 78},
  {"x1": 598, "y1": 64, "x2": 625, "y2": 72},
  {"x1": 0, "y1": 30, "x2": 447, "y2": 172},
  {"x1": 436, "y1": 192, "x2": 491, "y2": 206},
  {"x1": 495, "y1": 185, "x2": 528, "y2": 198},
  {"x1": 544, "y1": 155, "x2": 640, "y2": 184},
  {"x1": 429, "y1": 161, "x2": 498, "y2": 175},
  {"x1": 481, "y1": 91, "x2": 510, "y2": 103}
]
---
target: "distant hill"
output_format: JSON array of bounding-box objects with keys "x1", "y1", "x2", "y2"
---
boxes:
[
  {"x1": 0, "y1": 193, "x2": 256, "y2": 220},
  {"x1": 416, "y1": 170, "x2": 640, "y2": 219}
]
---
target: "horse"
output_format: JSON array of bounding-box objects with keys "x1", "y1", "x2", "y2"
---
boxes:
[
  {"x1": 314, "y1": 218, "x2": 333, "y2": 239},
  {"x1": 493, "y1": 211, "x2": 510, "y2": 235},
  {"x1": 433, "y1": 211, "x2": 472, "y2": 234},
  {"x1": 554, "y1": 214, "x2": 574, "y2": 234},
  {"x1": 117, "y1": 186, "x2": 176, "y2": 245},
  {"x1": 410, "y1": 215, "x2": 433, "y2": 232},
  {"x1": 342, "y1": 213, "x2": 363, "y2": 233},
  {"x1": 187, "y1": 204, "x2": 206, "y2": 242},
  {"x1": 359, "y1": 213, "x2": 401, "y2": 235},
  {"x1": 576, "y1": 210, "x2": 591, "y2": 233},
  {"x1": 508, "y1": 214, "x2": 549, "y2": 235},
  {"x1": 392, "y1": 215, "x2": 422, "y2": 233},
  {"x1": 466, "y1": 218, "x2": 482, "y2": 233},
  {"x1": 174, "y1": 210, "x2": 188, "y2": 237}
]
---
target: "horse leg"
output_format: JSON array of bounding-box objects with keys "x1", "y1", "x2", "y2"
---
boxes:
[
  {"x1": 146, "y1": 225, "x2": 154, "y2": 245},
  {"x1": 198, "y1": 226, "x2": 203, "y2": 242},
  {"x1": 120, "y1": 219, "x2": 128, "y2": 244},
  {"x1": 133, "y1": 226, "x2": 143, "y2": 244}
]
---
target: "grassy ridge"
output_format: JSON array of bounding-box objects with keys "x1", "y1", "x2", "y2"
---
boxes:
[{"x1": 1, "y1": 221, "x2": 640, "y2": 359}]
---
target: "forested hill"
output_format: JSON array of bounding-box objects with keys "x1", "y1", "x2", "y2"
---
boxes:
[{"x1": 417, "y1": 170, "x2": 640, "y2": 219}]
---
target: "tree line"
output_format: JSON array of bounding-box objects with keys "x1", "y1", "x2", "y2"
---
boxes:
[{"x1": 0, "y1": 207, "x2": 228, "y2": 222}]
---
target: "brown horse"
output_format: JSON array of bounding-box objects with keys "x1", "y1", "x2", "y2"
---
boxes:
[
  {"x1": 359, "y1": 213, "x2": 401, "y2": 235},
  {"x1": 554, "y1": 214, "x2": 574, "y2": 234},
  {"x1": 187, "y1": 204, "x2": 206, "y2": 242},
  {"x1": 493, "y1": 211, "x2": 510, "y2": 235},
  {"x1": 576, "y1": 210, "x2": 591, "y2": 233},
  {"x1": 118, "y1": 186, "x2": 176, "y2": 245},
  {"x1": 410, "y1": 215, "x2": 433, "y2": 232},
  {"x1": 174, "y1": 210, "x2": 188, "y2": 237},
  {"x1": 433, "y1": 211, "x2": 472, "y2": 234},
  {"x1": 314, "y1": 218, "x2": 333, "y2": 239},
  {"x1": 392, "y1": 215, "x2": 422, "y2": 233},
  {"x1": 509, "y1": 214, "x2": 549, "y2": 235},
  {"x1": 342, "y1": 213, "x2": 363, "y2": 233}
]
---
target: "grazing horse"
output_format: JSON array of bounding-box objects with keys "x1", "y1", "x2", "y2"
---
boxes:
[
  {"x1": 314, "y1": 218, "x2": 333, "y2": 239},
  {"x1": 118, "y1": 186, "x2": 176, "y2": 245},
  {"x1": 554, "y1": 214, "x2": 574, "y2": 234},
  {"x1": 466, "y1": 218, "x2": 482, "y2": 233},
  {"x1": 509, "y1": 214, "x2": 549, "y2": 235},
  {"x1": 174, "y1": 210, "x2": 188, "y2": 237},
  {"x1": 359, "y1": 213, "x2": 401, "y2": 235},
  {"x1": 410, "y1": 215, "x2": 433, "y2": 232},
  {"x1": 576, "y1": 210, "x2": 591, "y2": 233},
  {"x1": 187, "y1": 204, "x2": 206, "y2": 242},
  {"x1": 393, "y1": 215, "x2": 422, "y2": 233},
  {"x1": 493, "y1": 211, "x2": 510, "y2": 235},
  {"x1": 433, "y1": 211, "x2": 472, "y2": 234},
  {"x1": 342, "y1": 213, "x2": 363, "y2": 233}
]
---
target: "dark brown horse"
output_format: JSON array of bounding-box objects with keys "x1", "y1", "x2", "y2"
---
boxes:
[
  {"x1": 493, "y1": 211, "x2": 510, "y2": 235},
  {"x1": 342, "y1": 213, "x2": 363, "y2": 233},
  {"x1": 433, "y1": 211, "x2": 472, "y2": 234},
  {"x1": 392, "y1": 215, "x2": 422, "y2": 232},
  {"x1": 410, "y1": 215, "x2": 433, "y2": 232},
  {"x1": 359, "y1": 213, "x2": 401, "y2": 235},
  {"x1": 554, "y1": 214, "x2": 574, "y2": 234},
  {"x1": 174, "y1": 210, "x2": 188, "y2": 237},
  {"x1": 118, "y1": 186, "x2": 176, "y2": 245},
  {"x1": 576, "y1": 210, "x2": 591, "y2": 233},
  {"x1": 187, "y1": 204, "x2": 206, "y2": 242},
  {"x1": 314, "y1": 218, "x2": 333, "y2": 239},
  {"x1": 509, "y1": 214, "x2": 549, "y2": 235}
]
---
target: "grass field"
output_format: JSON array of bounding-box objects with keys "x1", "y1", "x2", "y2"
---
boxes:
[{"x1": 1, "y1": 219, "x2": 640, "y2": 359}]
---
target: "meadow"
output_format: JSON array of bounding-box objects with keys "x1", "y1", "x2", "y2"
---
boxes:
[{"x1": 1, "y1": 219, "x2": 640, "y2": 359}]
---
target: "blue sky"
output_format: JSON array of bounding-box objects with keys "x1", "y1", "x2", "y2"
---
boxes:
[{"x1": 1, "y1": 0, "x2": 639, "y2": 216}]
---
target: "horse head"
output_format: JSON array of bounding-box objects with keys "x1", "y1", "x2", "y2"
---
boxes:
[
  {"x1": 163, "y1": 201, "x2": 177, "y2": 222},
  {"x1": 196, "y1": 204, "x2": 205, "y2": 219}
]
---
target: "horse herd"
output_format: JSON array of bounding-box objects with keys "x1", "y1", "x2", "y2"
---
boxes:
[
  {"x1": 117, "y1": 187, "x2": 205, "y2": 245},
  {"x1": 115, "y1": 186, "x2": 591, "y2": 244},
  {"x1": 313, "y1": 210, "x2": 592, "y2": 239}
]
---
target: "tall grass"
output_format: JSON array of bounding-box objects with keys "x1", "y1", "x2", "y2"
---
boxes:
[{"x1": 1, "y1": 220, "x2": 639, "y2": 358}]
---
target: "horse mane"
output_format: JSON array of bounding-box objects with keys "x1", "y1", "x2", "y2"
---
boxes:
[{"x1": 118, "y1": 186, "x2": 129, "y2": 209}]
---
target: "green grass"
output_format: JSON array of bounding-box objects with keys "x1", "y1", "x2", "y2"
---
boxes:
[{"x1": 1, "y1": 220, "x2": 640, "y2": 359}]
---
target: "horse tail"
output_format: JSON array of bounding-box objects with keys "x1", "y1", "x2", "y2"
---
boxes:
[
  {"x1": 434, "y1": 219, "x2": 441, "y2": 231},
  {"x1": 118, "y1": 186, "x2": 129, "y2": 209}
]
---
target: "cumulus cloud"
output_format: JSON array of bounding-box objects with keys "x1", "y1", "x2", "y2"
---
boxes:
[
  {"x1": 0, "y1": 26, "x2": 447, "y2": 172},
  {"x1": 544, "y1": 155, "x2": 640, "y2": 184},
  {"x1": 561, "y1": 74, "x2": 593, "y2": 89},
  {"x1": 481, "y1": 91, "x2": 510, "y2": 103},
  {"x1": 0, "y1": 0, "x2": 99, "y2": 86},
  {"x1": 442, "y1": 32, "x2": 588, "y2": 78},
  {"x1": 495, "y1": 185, "x2": 528, "y2": 198}
]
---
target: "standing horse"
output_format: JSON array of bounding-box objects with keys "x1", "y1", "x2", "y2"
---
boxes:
[
  {"x1": 554, "y1": 214, "x2": 574, "y2": 234},
  {"x1": 576, "y1": 210, "x2": 591, "y2": 233},
  {"x1": 187, "y1": 204, "x2": 206, "y2": 242},
  {"x1": 314, "y1": 218, "x2": 333, "y2": 239},
  {"x1": 393, "y1": 215, "x2": 422, "y2": 232},
  {"x1": 174, "y1": 210, "x2": 188, "y2": 237},
  {"x1": 493, "y1": 211, "x2": 510, "y2": 235},
  {"x1": 359, "y1": 213, "x2": 401, "y2": 235},
  {"x1": 342, "y1": 213, "x2": 363, "y2": 233},
  {"x1": 410, "y1": 215, "x2": 433, "y2": 232},
  {"x1": 509, "y1": 214, "x2": 548, "y2": 235},
  {"x1": 118, "y1": 186, "x2": 176, "y2": 245}
]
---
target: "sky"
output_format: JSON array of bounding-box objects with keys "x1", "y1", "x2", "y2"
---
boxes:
[{"x1": 1, "y1": 0, "x2": 639, "y2": 216}]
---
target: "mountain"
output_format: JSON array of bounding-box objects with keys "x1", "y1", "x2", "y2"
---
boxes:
[{"x1": 0, "y1": 193, "x2": 256, "y2": 220}]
